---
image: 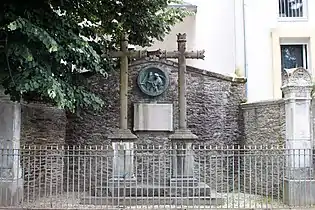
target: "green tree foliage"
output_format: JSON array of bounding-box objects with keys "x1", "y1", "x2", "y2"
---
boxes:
[{"x1": 0, "y1": 0, "x2": 189, "y2": 112}]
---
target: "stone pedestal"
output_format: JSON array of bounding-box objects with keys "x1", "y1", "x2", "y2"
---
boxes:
[
  {"x1": 0, "y1": 90, "x2": 23, "y2": 206},
  {"x1": 281, "y1": 67, "x2": 315, "y2": 206},
  {"x1": 108, "y1": 129, "x2": 137, "y2": 187},
  {"x1": 169, "y1": 130, "x2": 198, "y2": 187},
  {"x1": 283, "y1": 179, "x2": 315, "y2": 206}
]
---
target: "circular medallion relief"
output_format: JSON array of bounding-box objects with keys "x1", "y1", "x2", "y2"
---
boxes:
[{"x1": 137, "y1": 66, "x2": 170, "y2": 97}]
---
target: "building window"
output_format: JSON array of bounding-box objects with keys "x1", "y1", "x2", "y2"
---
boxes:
[
  {"x1": 280, "y1": 44, "x2": 308, "y2": 70},
  {"x1": 278, "y1": 0, "x2": 307, "y2": 19}
]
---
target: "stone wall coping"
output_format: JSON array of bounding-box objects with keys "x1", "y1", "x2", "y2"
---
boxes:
[
  {"x1": 130, "y1": 59, "x2": 247, "y2": 84},
  {"x1": 241, "y1": 99, "x2": 284, "y2": 110}
]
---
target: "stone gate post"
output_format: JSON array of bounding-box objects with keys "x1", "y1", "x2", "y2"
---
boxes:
[
  {"x1": 0, "y1": 87, "x2": 23, "y2": 206},
  {"x1": 281, "y1": 67, "x2": 315, "y2": 205}
]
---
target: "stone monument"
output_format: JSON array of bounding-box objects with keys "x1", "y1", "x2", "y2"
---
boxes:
[
  {"x1": 82, "y1": 34, "x2": 224, "y2": 206},
  {"x1": 281, "y1": 67, "x2": 315, "y2": 205},
  {"x1": 165, "y1": 34, "x2": 204, "y2": 187},
  {"x1": 0, "y1": 87, "x2": 23, "y2": 206},
  {"x1": 134, "y1": 64, "x2": 173, "y2": 131},
  {"x1": 107, "y1": 33, "x2": 161, "y2": 184}
]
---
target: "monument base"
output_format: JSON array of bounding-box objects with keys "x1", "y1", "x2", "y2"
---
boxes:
[
  {"x1": 283, "y1": 178, "x2": 315, "y2": 206},
  {"x1": 84, "y1": 183, "x2": 224, "y2": 206},
  {"x1": 108, "y1": 129, "x2": 137, "y2": 141},
  {"x1": 81, "y1": 196, "x2": 225, "y2": 206},
  {"x1": 169, "y1": 129, "x2": 198, "y2": 141},
  {"x1": 170, "y1": 177, "x2": 199, "y2": 187},
  {"x1": 0, "y1": 178, "x2": 23, "y2": 207}
]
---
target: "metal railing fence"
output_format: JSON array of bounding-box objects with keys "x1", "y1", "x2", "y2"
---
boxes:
[{"x1": 0, "y1": 144, "x2": 314, "y2": 209}]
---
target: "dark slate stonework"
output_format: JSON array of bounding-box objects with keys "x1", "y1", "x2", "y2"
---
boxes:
[
  {"x1": 21, "y1": 102, "x2": 67, "y2": 146},
  {"x1": 240, "y1": 99, "x2": 286, "y2": 197},
  {"x1": 20, "y1": 103, "x2": 66, "y2": 200},
  {"x1": 65, "y1": 59, "x2": 246, "y2": 192},
  {"x1": 16, "y1": 57, "x2": 315, "y2": 199},
  {"x1": 241, "y1": 99, "x2": 285, "y2": 146},
  {"x1": 66, "y1": 59, "x2": 246, "y2": 147}
]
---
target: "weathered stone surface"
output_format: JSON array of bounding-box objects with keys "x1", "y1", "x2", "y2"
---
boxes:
[
  {"x1": 241, "y1": 99, "x2": 285, "y2": 146},
  {"x1": 21, "y1": 103, "x2": 66, "y2": 146},
  {"x1": 134, "y1": 103, "x2": 173, "y2": 131},
  {"x1": 65, "y1": 59, "x2": 246, "y2": 192},
  {"x1": 66, "y1": 59, "x2": 245, "y2": 145},
  {"x1": 12, "y1": 60, "x2": 315, "y2": 205},
  {"x1": 20, "y1": 103, "x2": 66, "y2": 201},
  {"x1": 0, "y1": 100, "x2": 23, "y2": 206},
  {"x1": 240, "y1": 100, "x2": 286, "y2": 197}
]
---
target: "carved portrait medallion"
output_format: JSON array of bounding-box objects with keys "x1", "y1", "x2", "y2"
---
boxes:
[{"x1": 137, "y1": 65, "x2": 170, "y2": 97}]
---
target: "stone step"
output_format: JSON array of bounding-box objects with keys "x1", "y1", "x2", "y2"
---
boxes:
[
  {"x1": 80, "y1": 196, "x2": 225, "y2": 206},
  {"x1": 94, "y1": 184, "x2": 213, "y2": 197}
]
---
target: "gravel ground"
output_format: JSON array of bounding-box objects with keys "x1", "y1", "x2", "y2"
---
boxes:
[{"x1": 15, "y1": 192, "x2": 307, "y2": 209}]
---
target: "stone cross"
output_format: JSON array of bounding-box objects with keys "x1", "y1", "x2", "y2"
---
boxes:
[
  {"x1": 161, "y1": 33, "x2": 205, "y2": 133},
  {"x1": 160, "y1": 33, "x2": 205, "y2": 185},
  {"x1": 108, "y1": 33, "x2": 161, "y2": 140},
  {"x1": 106, "y1": 33, "x2": 161, "y2": 182},
  {"x1": 281, "y1": 67, "x2": 315, "y2": 206}
]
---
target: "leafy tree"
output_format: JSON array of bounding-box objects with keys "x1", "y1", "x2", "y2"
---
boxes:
[{"x1": 0, "y1": 0, "x2": 189, "y2": 112}]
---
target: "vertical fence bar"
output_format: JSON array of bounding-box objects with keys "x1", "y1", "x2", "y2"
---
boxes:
[
  {"x1": 244, "y1": 145, "x2": 250, "y2": 208},
  {"x1": 27, "y1": 146, "x2": 31, "y2": 205},
  {"x1": 207, "y1": 145, "x2": 210, "y2": 209},
  {"x1": 66, "y1": 146, "x2": 69, "y2": 208},
  {"x1": 238, "y1": 145, "x2": 241, "y2": 209},
  {"x1": 94, "y1": 146, "x2": 98, "y2": 207},
  {"x1": 100, "y1": 146, "x2": 103, "y2": 207},
  {"x1": 271, "y1": 146, "x2": 274, "y2": 205},
  {"x1": 73, "y1": 146, "x2": 77, "y2": 206},
  {"x1": 32, "y1": 146, "x2": 35, "y2": 204},
  {"x1": 89, "y1": 146, "x2": 92, "y2": 205},
  {"x1": 60, "y1": 146, "x2": 64, "y2": 208},
  {"x1": 77, "y1": 146, "x2": 80, "y2": 203},
  {"x1": 83, "y1": 146, "x2": 86, "y2": 205}
]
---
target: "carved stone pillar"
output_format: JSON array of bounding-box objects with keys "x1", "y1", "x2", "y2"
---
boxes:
[
  {"x1": 0, "y1": 87, "x2": 23, "y2": 206},
  {"x1": 169, "y1": 34, "x2": 198, "y2": 186},
  {"x1": 108, "y1": 33, "x2": 137, "y2": 186},
  {"x1": 282, "y1": 67, "x2": 315, "y2": 206}
]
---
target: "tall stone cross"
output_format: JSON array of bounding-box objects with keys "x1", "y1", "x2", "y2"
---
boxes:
[
  {"x1": 160, "y1": 33, "x2": 205, "y2": 185},
  {"x1": 106, "y1": 33, "x2": 161, "y2": 182},
  {"x1": 107, "y1": 33, "x2": 161, "y2": 140},
  {"x1": 162, "y1": 33, "x2": 205, "y2": 139}
]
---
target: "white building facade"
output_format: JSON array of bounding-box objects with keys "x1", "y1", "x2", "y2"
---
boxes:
[
  {"x1": 244, "y1": 0, "x2": 315, "y2": 102},
  {"x1": 139, "y1": 0, "x2": 315, "y2": 102}
]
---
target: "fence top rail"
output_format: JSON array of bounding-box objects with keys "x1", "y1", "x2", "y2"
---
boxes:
[{"x1": 0, "y1": 143, "x2": 313, "y2": 152}]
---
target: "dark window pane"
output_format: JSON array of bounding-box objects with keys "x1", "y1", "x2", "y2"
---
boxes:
[
  {"x1": 281, "y1": 45, "x2": 304, "y2": 69},
  {"x1": 279, "y1": 0, "x2": 304, "y2": 17}
]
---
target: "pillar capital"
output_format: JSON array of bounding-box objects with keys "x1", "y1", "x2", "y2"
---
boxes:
[
  {"x1": 281, "y1": 67, "x2": 312, "y2": 99},
  {"x1": 281, "y1": 67, "x2": 315, "y2": 205}
]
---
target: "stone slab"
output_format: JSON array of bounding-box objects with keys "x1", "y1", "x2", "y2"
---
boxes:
[
  {"x1": 94, "y1": 183, "x2": 213, "y2": 197},
  {"x1": 133, "y1": 103, "x2": 173, "y2": 131},
  {"x1": 81, "y1": 196, "x2": 225, "y2": 206},
  {"x1": 0, "y1": 178, "x2": 23, "y2": 207},
  {"x1": 283, "y1": 179, "x2": 315, "y2": 206}
]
